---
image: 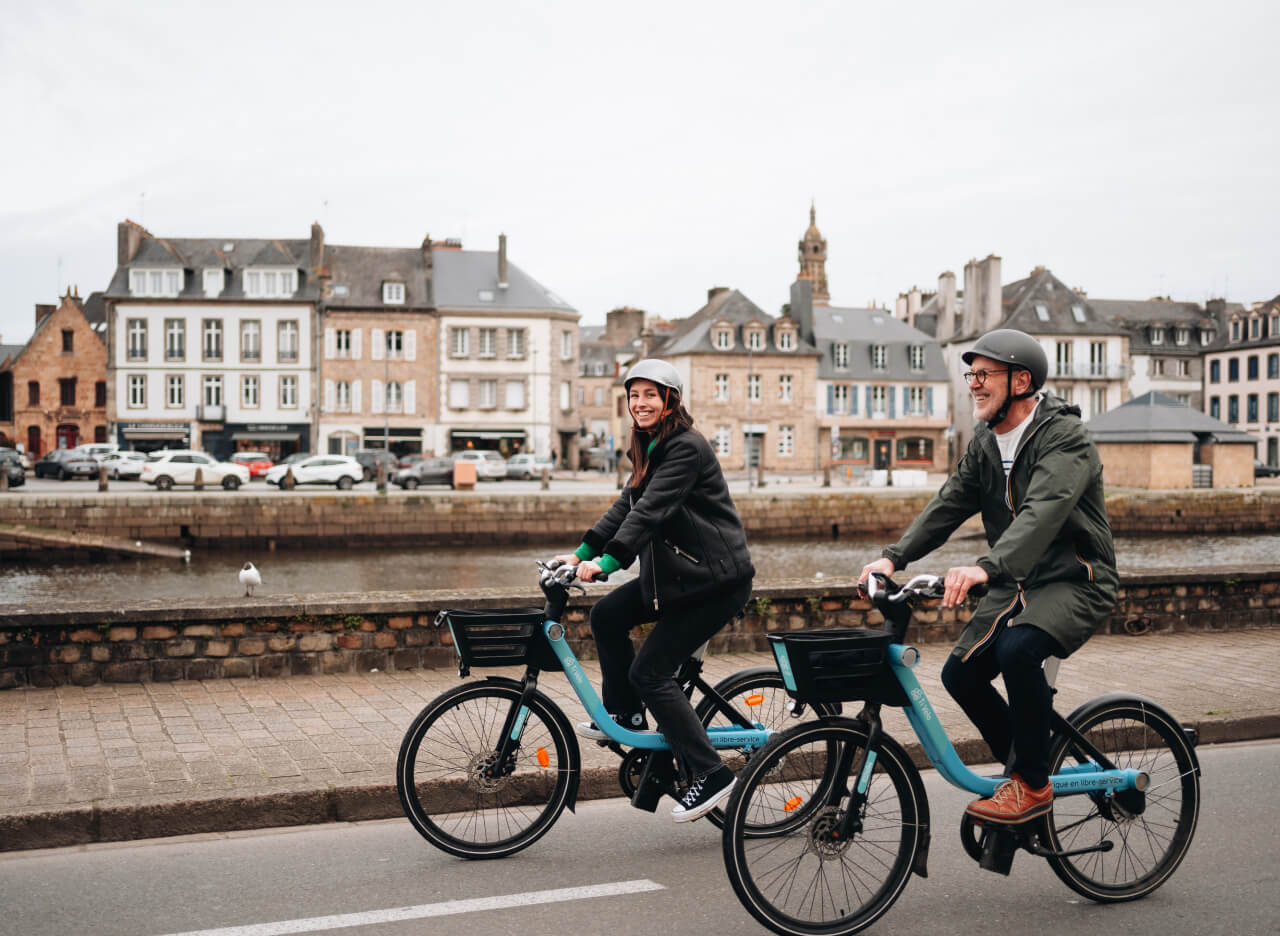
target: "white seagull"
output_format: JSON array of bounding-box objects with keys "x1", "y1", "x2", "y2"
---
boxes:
[{"x1": 239, "y1": 561, "x2": 262, "y2": 597}]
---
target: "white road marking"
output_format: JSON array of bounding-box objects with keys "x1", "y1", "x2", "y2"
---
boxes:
[{"x1": 154, "y1": 879, "x2": 667, "y2": 936}]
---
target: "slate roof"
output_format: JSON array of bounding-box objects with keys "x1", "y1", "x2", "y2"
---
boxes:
[
  {"x1": 105, "y1": 237, "x2": 317, "y2": 301},
  {"x1": 1087, "y1": 391, "x2": 1256, "y2": 444},
  {"x1": 323, "y1": 245, "x2": 431, "y2": 309},
  {"x1": 0, "y1": 341, "x2": 24, "y2": 367},
  {"x1": 432, "y1": 249, "x2": 575, "y2": 313},
  {"x1": 812, "y1": 306, "x2": 948, "y2": 381},
  {"x1": 1088, "y1": 298, "x2": 1217, "y2": 354},
  {"x1": 652, "y1": 289, "x2": 820, "y2": 358},
  {"x1": 580, "y1": 325, "x2": 606, "y2": 342},
  {"x1": 992, "y1": 269, "x2": 1128, "y2": 339}
]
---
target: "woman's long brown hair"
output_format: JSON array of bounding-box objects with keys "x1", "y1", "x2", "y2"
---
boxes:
[{"x1": 626, "y1": 386, "x2": 696, "y2": 488}]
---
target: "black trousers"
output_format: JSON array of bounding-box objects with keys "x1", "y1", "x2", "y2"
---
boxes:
[
  {"x1": 590, "y1": 576, "x2": 753, "y2": 782},
  {"x1": 941, "y1": 623, "x2": 1065, "y2": 790}
]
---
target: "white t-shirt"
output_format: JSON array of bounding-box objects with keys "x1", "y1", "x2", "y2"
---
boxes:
[{"x1": 995, "y1": 397, "x2": 1041, "y2": 475}]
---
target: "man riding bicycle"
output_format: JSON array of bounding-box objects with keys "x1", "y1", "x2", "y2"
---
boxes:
[{"x1": 860, "y1": 328, "x2": 1117, "y2": 825}]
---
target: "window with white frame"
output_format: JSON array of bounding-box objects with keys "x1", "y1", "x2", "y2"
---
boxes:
[
  {"x1": 127, "y1": 319, "x2": 147, "y2": 359},
  {"x1": 451, "y1": 327, "x2": 470, "y2": 357},
  {"x1": 747, "y1": 330, "x2": 763, "y2": 351},
  {"x1": 777, "y1": 329, "x2": 794, "y2": 351},
  {"x1": 560, "y1": 380, "x2": 571, "y2": 411},
  {"x1": 778, "y1": 374, "x2": 793, "y2": 401},
  {"x1": 908, "y1": 386, "x2": 925, "y2": 415},
  {"x1": 1090, "y1": 387, "x2": 1107, "y2": 416},
  {"x1": 244, "y1": 269, "x2": 296, "y2": 298},
  {"x1": 385, "y1": 329, "x2": 404, "y2": 359},
  {"x1": 1035, "y1": 303, "x2": 1049, "y2": 321},
  {"x1": 127, "y1": 375, "x2": 146, "y2": 407},
  {"x1": 1153, "y1": 359, "x2": 1165, "y2": 377},
  {"x1": 1151, "y1": 326, "x2": 1164, "y2": 345},
  {"x1": 165, "y1": 319, "x2": 185, "y2": 360},
  {"x1": 202, "y1": 375, "x2": 223, "y2": 407},
  {"x1": 909, "y1": 345, "x2": 925, "y2": 371},
  {"x1": 241, "y1": 320, "x2": 261, "y2": 361},
  {"x1": 449, "y1": 379, "x2": 469, "y2": 408},
  {"x1": 1230, "y1": 319, "x2": 1240, "y2": 342},
  {"x1": 561, "y1": 332, "x2": 573, "y2": 360},
  {"x1": 385, "y1": 381, "x2": 402, "y2": 413},
  {"x1": 166, "y1": 375, "x2": 184, "y2": 408},
  {"x1": 130, "y1": 268, "x2": 183, "y2": 297},
  {"x1": 1175, "y1": 327, "x2": 1189, "y2": 346},
  {"x1": 479, "y1": 380, "x2": 497, "y2": 409},
  {"x1": 577, "y1": 387, "x2": 584, "y2": 406},
  {"x1": 832, "y1": 385, "x2": 849, "y2": 413},
  {"x1": 1201, "y1": 328, "x2": 1215, "y2": 346},
  {"x1": 382, "y1": 282, "x2": 405, "y2": 305},
  {"x1": 278, "y1": 320, "x2": 299, "y2": 363},
  {"x1": 777, "y1": 425, "x2": 794, "y2": 457},
  {"x1": 1071, "y1": 304, "x2": 1087, "y2": 324},
  {"x1": 872, "y1": 345, "x2": 887, "y2": 371},
  {"x1": 1176, "y1": 358, "x2": 1189, "y2": 377},
  {"x1": 242, "y1": 375, "x2": 259, "y2": 408},
  {"x1": 871, "y1": 385, "x2": 887, "y2": 416},
  {"x1": 714, "y1": 425, "x2": 731, "y2": 457},
  {"x1": 335, "y1": 380, "x2": 351, "y2": 411},
  {"x1": 1056, "y1": 341, "x2": 1072, "y2": 377},
  {"x1": 1250, "y1": 317, "x2": 1261, "y2": 339},
  {"x1": 478, "y1": 328, "x2": 497, "y2": 357},
  {"x1": 335, "y1": 329, "x2": 351, "y2": 357},
  {"x1": 833, "y1": 343, "x2": 849, "y2": 369},
  {"x1": 203, "y1": 268, "x2": 223, "y2": 298},
  {"x1": 279, "y1": 375, "x2": 298, "y2": 408},
  {"x1": 202, "y1": 319, "x2": 223, "y2": 361},
  {"x1": 594, "y1": 387, "x2": 604, "y2": 406},
  {"x1": 506, "y1": 328, "x2": 525, "y2": 358},
  {"x1": 748, "y1": 374, "x2": 760, "y2": 402},
  {"x1": 714, "y1": 329, "x2": 731, "y2": 350},
  {"x1": 505, "y1": 379, "x2": 525, "y2": 409},
  {"x1": 714, "y1": 373, "x2": 730, "y2": 401},
  {"x1": 1090, "y1": 341, "x2": 1106, "y2": 376},
  {"x1": 1057, "y1": 385, "x2": 1074, "y2": 404}
]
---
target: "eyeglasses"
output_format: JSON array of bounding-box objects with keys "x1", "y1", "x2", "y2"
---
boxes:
[{"x1": 962, "y1": 369, "x2": 1010, "y2": 386}]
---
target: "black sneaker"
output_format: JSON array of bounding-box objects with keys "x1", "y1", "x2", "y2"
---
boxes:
[
  {"x1": 576, "y1": 712, "x2": 648, "y2": 742},
  {"x1": 671, "y1": 765, "x2": 735, "y2": 822}
]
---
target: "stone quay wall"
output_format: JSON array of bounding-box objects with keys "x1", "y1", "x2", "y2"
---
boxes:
[
  {"x1": 3, "y1": 487, "x2": 1280, "y2": 554},
  {"x1": 2, "y1": 566, "x2": 1276, "y2": 689}
]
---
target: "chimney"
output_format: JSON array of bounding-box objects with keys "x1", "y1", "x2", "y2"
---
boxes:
[
  {"x1": 981, "y1": 255, "x2": 1002, "y2": 332},
  {"x1": 789, "y1": 278, "x2": 814, "y2": 344},
  {"x1": 906, "y1": 287, "x2": 922, "y2": 328},
  {"x1": 117, "y1": 220, "x2": 145, "y2": 265},
  {"x1": 707, "y1": 286, "x2": 729, "y2": 303},
  {"x1": 35, "y1": 303, "x2": 56, "y2": 327},
  {"x1": 937, "y1": 271, "x2": 957, "y2": 340},
  {"x1": 895, "y1": 294, "x2": 907, "y2": 321},
  {"x1": 309, "y1": 222, "x2": 325, "y2": 274},
  {"x1": 497, "y1": 233, "x2": 509, "y2": 289}
]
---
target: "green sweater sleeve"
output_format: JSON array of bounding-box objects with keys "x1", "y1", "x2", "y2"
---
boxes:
[
  {"x1": 596, "y1": 554, "x2": 621, "y2": 575},
  {"x1": 574, "y1": 543, "x2": 597, "y2": 562}
]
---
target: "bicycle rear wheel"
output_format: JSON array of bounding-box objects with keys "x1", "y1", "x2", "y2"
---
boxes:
[
  {"x1": 396, "y1": 680, "x2": 577, "y2": 859},
  {"x1": 696, "y1": 667, "x2": 841, "y2": 830},
  {"x1": 722, "y1": 718, "x2": 924, "y2": 936},
  {"x1": 1044, "y1": 698, "x2": 1200, "y2": 902}
]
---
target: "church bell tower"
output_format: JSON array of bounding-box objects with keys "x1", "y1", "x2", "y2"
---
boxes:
[{"x1": 798, "y1": 203, "x2": 830, "y2": 304}]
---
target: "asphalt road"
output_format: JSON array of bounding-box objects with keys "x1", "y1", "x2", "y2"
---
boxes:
[{"x1": 0, "y1": 740, "x2": 1274, "y2": 936}]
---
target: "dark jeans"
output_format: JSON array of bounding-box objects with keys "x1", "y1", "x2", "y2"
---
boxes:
[
  {"x1": 941, "y1": 623, "x2": 1065, "y2": 790},
  {"x1": 590, "y1": 576, "x2": 753, "y2": 782}
]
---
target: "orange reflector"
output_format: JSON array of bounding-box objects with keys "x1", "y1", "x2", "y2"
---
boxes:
[
  {"x1": 536, "y1": 747, "x2": 550, "y2": 768},
  {"x1": 744, "y1": 694, "x2": 764, "y2": 706},
  {"x1": 784, "y1": 796, "x2": 803, "y2": 812}
]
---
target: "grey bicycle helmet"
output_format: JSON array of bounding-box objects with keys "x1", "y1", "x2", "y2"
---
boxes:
[
  {"x1": 962, "y1": 329, "x2": 1048, "y2": 426},
  {"x1": 624, "y1": 358, "x2": 683, "y2": 397}
]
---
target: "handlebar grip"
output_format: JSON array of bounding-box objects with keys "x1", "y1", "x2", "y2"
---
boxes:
[
  {"x1": 968, "y1": 582, "x2": 989, "y2": 599},
  {"x1": 594, "y1": 571, "x2": 609, "y2": 583}
]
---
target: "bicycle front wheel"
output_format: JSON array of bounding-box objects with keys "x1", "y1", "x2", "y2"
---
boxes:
[
  {"x1": 396, "y1": 680, "x2": 577, "y2": 859},
  {"x1": 1044, "y1": 698, "x2": 1200, "y2": 902},
  {"x1": 722, "y1": 718, "x2": 924, "y2": 936}
]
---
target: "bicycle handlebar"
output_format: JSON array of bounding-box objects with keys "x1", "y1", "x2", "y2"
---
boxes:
[{"x1": 863, "y1": 572, "x2": 988, "y2": 603}]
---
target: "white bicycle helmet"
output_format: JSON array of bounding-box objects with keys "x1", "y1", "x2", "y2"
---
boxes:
[{"x1": 624, "y1": 359, "x2": 683, "y2": 397}]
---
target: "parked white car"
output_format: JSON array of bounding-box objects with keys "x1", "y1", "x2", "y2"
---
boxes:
[
  {"x1": 140, "y1": 450, "x2": 251, "y2": 491},
  {"x1": 264, "y1": 455, "x2": 363, "y2": 490},
  {"x1": 452, "y1": 449, "x2": 507, "y2": 481},
  {"x1": 99, "y1": 450, "x2": 147, "y2": 480},
  {"x1": 505, "y1": 453, "x2": 554, "y2": 479},
  {"x1": 71, "y1": 442, "x2": 120, "y2": 463}
]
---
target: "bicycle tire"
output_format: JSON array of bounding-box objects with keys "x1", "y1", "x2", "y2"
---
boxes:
[
  {"x1": 396, "y1": 679, "x2": 578, "y2": 859},
  {"x1": 722, "y1": 718, "x2": 924, "y2": 936},
  {"x1": 1044, "y1": 697, "x2": 1200, "y2": 902},
  {"x1": 696, "y1": 667, "x2": 840, "y2": 831}
]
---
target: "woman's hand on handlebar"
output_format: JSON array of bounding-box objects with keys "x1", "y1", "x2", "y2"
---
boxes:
[
  {"x1": 551, "y1": 553, "x2": 582, "y2": 568},
  {"x1": 942, "y1": 565, "x2": 988, "y2": 608},
  {"x1": 576, "y1": 559, "x2": 604, "y2": 583},
  {"x1": 858, "y1": 557, "x2": 896, "y2": 585}
]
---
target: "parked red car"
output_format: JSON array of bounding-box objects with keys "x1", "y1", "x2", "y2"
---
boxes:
[{"x1": 230, "y1": 451, "x2": 275, "y2": 478}]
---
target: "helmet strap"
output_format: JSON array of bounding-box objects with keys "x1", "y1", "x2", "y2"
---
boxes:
[{"x1": 986, "y1": 369, "x2": 1037, "y2": 428}]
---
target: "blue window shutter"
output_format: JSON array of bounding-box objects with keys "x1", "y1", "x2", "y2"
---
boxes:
[
  {"x1": 865, "y1": 385, "x2": 872, "y2": 415},
  {"x1": 889, "y1": 387, "x2": 896, "y2": 419},
  {"x1": 849, "y1": 384, "x2": 857, "y2": 414},
  {"x1": 926, "y1": 386, "x2": 934, "y2": 416},
  {"x1": 902, "y1": 386, "x2": 910, "y2": 414},
  {"x1": 826, "y1": 385, "x2": 834, "y2": 414}
]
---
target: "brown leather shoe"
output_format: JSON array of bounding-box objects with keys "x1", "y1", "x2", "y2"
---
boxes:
[{"x1": 965, "y1": 774, "x2": 1053, "y2": 824}]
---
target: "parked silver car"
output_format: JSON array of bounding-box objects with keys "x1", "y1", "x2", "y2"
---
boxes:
[{"x1": 100, "y1": 450, "x2": 147, "y2": 479}]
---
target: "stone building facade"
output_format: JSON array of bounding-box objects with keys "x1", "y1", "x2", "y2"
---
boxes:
[
  {"x1": 0, "y1": 290, "x2": 108, "y2": 456},
  {"x1": 1203, "y1": 295, "x2": 1280, "y2": 468}
]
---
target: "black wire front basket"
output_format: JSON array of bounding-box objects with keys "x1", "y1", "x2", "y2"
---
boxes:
[
  {"x1": 768, "y1": 628, "x2": 910, "y2": 706},
  {"x1": 435, "y1": 607, "x2": 562, "y2": 677}
]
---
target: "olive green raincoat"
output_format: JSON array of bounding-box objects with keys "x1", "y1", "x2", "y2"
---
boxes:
[{"x1": 883, "y1": 394, "x2": 1117, "y2": 660}]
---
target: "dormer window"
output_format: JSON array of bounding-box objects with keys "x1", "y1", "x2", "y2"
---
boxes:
[
  {"x1": 714, "y1": 328, "x2": 732, "y2": 350},
  {"x1": 833, "y1": 343, "x2": 849, "y2": 369},
  {"x1": 1071, "y1": 304, "x2": 1086, "y2": 324},
  {"x1": 747, "y1": 330, "x2": 763, "y2": 352},
  {"x1": 1200, "y1": 328, "x2": 1215, "y2": 346},
  {"x1": 909, "y1": 345, "x2": 926, "y2": 371},
  {"x1": 383, "y1": 281, "x2": 406, "y2": 305},
  {"x1": 203, "y1": 269, "x2": 224, "y2": 298},
  {"x1": 777, "y1": 329, "x2": 795, "y2": 351},
  {"x1": 1231, "y1": 319, "x2": 1241, "y2": 342},
  {"x1": 130, "y1": 268, "x2": 183, "y2": 297},
  {"x1": 1175, "y1": 327, "x2": 1189, "y2": 346},
  {"x1": 1150, "y1": 326, "x2": 1164, "y2": 346},
  {"x1": 1249, "y1": 316, "x2": 1261, "y2": 340},
  {"x1": 244, "y1": 269, "x2": 297, "y2": 299},
  {"x1": 871, "y1": 344, "x2": 887, "y2": 371},
  {"x1": 1035, "y1": 303, "x2": 1050, "y2": 322}
]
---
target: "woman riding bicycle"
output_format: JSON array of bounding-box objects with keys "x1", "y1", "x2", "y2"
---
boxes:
[{"x1": 555, "y1": 358, "x2": 755, "y2": 822}]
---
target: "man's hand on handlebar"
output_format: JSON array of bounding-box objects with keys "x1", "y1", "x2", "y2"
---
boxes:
[
  {"x1": 858, "y1": 557, "x2": 896, "y2": 586},
  {"x1": 575, "y1": 559, "x2": 604, "y2": 583},
  {"x1": 942, "y1": 565, "x2": 988, "y2": 608}
]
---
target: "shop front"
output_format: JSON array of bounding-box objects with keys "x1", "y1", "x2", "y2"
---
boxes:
[
  {"x1": 362, "y1": 426, "x2": 424, "y2": 459},
  {"x1": 448, "y1": 428, "x2": 527, "y2": 456},
  {"x1": 210, "y1": 423, "x2": 310, "y2": 462},
  {"x1": 117, "y1": 422, "x2": 192, "y2": 454}
]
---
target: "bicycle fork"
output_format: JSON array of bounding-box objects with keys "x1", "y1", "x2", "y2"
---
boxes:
[{"x1": 486, "y1": 671, "x2": 543, "y2": 782}]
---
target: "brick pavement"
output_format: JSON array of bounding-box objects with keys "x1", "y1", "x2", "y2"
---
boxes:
[{"x1": 1, "y1": 628, "x2": 1278, "y2": 851}]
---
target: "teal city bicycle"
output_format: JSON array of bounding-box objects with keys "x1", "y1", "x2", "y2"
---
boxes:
[
  {"x1": 396, "y1": 560, "x2": 838, "y2": 859},
  {"x1": 721, "y1": 572, "x2": 1202, "y2": 936}
]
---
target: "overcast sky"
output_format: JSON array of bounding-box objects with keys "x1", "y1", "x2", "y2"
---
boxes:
[{"x1": 2, "y1": 1, "x2": 1276, "y2": 346}]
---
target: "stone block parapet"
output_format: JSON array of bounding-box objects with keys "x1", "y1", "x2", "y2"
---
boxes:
[{"x1": 1, "y1": 565, "x2": 1275, "y2": 688}]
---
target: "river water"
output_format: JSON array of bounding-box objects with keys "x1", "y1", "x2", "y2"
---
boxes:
[{"x1": 2, "y1": 533, "x2": 1277, "y2": 605}]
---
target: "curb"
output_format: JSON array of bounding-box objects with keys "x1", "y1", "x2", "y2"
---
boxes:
[{"x1": 2, "y1": 713, "x2": 1274, "y2": 853}]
